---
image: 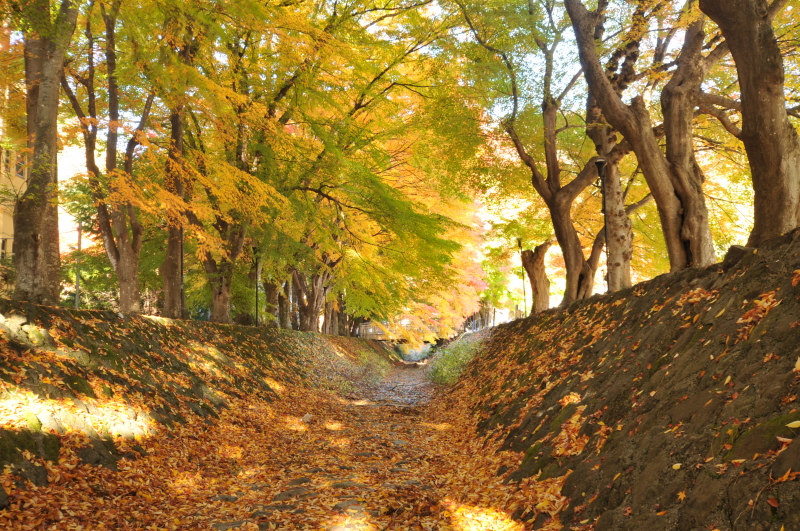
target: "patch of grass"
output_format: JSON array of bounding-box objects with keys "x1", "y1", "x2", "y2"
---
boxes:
[
  {"x1": 428, "y1": 334, "x2": 485, "y2": 385},
  {"x1": 357, "y1": 349, "x2": 393, "y2": 384}
]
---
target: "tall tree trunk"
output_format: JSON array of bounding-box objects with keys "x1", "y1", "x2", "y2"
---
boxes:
[
  {"x1": 279, "y1": 281, "x2": 291, "y2": 330},
  {"x1": 337, "y1": 294, "x2": 349, "y2": 336},
  {"x1": 13, "y1": 1, "x2": 79, "y2": 304},
  {"x1": 548, "y1": 194, "x2": 595, "y2": 304},
  {"x1": 660, "y1": 16, "x2": 721, "y2": 264},
  {"x1": 601, "y1": 161, "x2": 632, "y2": 291},
  {"x1": 699, "y1": 0, "x2": 800, "y2": 246},
  {"x1": 521, "y1": 241, "x2": 553, "y2": 314},
  {"x1": 586, "y1": 88, "x2": 633, "y2": 291},
  {"x1": 161, "y1": 110, "x2": 185, "y2": 318},
  {"x1": 264, "y1": 280, "x2": 280, "y2": 329},
  {"x1": 565, "y1": 0, "x2": 716, "y2": 270}
]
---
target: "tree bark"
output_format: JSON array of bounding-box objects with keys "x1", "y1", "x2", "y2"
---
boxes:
[
  {"x1": 13, "y1": 0, "x2": 78, "y2": 304},
  {"x1": 264, "y1": 280, "x2": 280, "y2": 329},
  {"x1": 292, "y1": 268, "x2": 331, "y2": 332},
  {"x1": 278, "y1": 281, "x2": 291, "y2": 329},
  {"x1": 601, "y1": 161, "x2": 632, "y2": 291},
  {"x1": 521, "y1": 241, "x2": 553, "y2": 314},
  {"x1": 564, "y1": 0, "x2": 716, "y2": 270},
  {"x1": 660, "y1": 16, "x2": 722, "y2": 265},
  {"x1": 208, "y1": 273, "x2": 232, "y2": 323},
  {"x1": 161, "y1": 109, "x2": 185, "y2": 319},
  {"x1": 699, "y1": 0, "x2": 800, "y2": 246}
]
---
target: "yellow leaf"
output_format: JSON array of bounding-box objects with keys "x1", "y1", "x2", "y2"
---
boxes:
[
  {"x1": 672, "y1": 463, "x2": 682, "y2": 470},
  {"x1": 715, "y1": 308, "x2": 725, "y2": 318},
  {"x1": 786, "y1": 421, "x2": 800, "y2": 429},
  {"x1": 724, "y1": 375, "x2": 731, "y2": 385},
  {"x1": 677, "y1": 491, "x2": 686, "y2": 501},
  {"x1": 613, "y1": 472, "x2": 621, "y2": 481}
]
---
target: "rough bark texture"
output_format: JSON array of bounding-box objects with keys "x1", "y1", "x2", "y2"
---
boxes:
[
  {"x1": 521, "y1": 241, "x2": 553, "y2": 314},
  {"x1": 565, "y1": 0, "x2": 716, "y2": 270},
  {"x1": 264, "y1": 281, "x2": 280, "y2": 329},
  {"x1": 586, "y1": 92, "x2": 632, "y2": 292},
  {"x1": 292, "y1": 267, "x2": 333, "y2": 333},
  {"x1": 13, "y1": 1, "x2": 78, "y2": 304},
  {"x1": 600, "y1": 162, "x2": 632, "y2": 291},
  {"x1": 161, "y1": 110, "x2": 185, "y2": 319},
  {"x1": 660, "y1": 17, "x2": 720, "y2": 266},
  {"x1": 699, "y1": 0, "x2": 800, "y2": 246},
  {"x1": 278, "y1": 281, "x2": 292, "y2": 330}
]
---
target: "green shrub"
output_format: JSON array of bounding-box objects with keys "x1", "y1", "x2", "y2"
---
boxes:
[{"x1": 428, "y1": 334, "x2": 484, "y2": 385}]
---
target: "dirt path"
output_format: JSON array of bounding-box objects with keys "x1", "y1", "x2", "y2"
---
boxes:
[
  {"x1": 197, "y1": 364, "x2": 537, "y2": 531},
  {"x1": 3, "y1": 363, "x2": 548, "y2": 531}
]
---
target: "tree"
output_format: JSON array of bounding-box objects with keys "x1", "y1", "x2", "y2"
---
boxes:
[
  {"x1": 456, "y1": 0, "x2": 622, "y2": 305},
  {"x1": 61, "y1": 0, "x2": 155, "y2": 314},
  {"x1": 564, "y1": 0, "x2": 719, "y2": 271},
  {"x1": 11, "y1": 0, "x2": 79, "y2": 303},
  {"x1": 699, "y1": 0, "x2": 800, "y2": 246}
]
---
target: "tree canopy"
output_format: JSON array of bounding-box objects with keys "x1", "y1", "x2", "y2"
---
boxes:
[{"x1": 2, "y1": 0, "x2": 799, "y2": 337}]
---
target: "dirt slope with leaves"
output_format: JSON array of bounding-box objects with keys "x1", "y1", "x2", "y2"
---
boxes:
[{"x1": 449, "y1": 230, "x2": 800, "y2": 530}]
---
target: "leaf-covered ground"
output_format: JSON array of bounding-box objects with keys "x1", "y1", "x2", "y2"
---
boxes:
[
  {"x1": 0, "y1": 300, "x2": 552, "y2": 530},
  {"x1": 0, "y1": 347, "x2": 552, "y2": 530}
]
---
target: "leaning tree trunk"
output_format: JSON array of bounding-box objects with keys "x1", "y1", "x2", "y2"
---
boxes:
[
  {"x1": 13, "y1": 1, "x2": 79, "y2": 304},
  {"x1": 699, "y1": 0, "x2": 800, "y2": 246},
  {"x1": 660, "y1": 17, "x2": 718, "y2": 265},
  {"x1": 549, "y1": 195, "x2": 595, "y2": 305},
  {"x1": 521, "y1": 241, "x2": 553, "y2": 314}
]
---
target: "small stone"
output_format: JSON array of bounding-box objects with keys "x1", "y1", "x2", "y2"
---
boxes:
[
  {"x1": 287, "y1": 476, "x2": 311, "y2": 486},
  {"x1": 773, "y1": 437, "x2": 800, "y2": 479},
  {"x1": 391, "y1": 440, "x2": 408, "y2": 446},
  {"x1": 211, "y1": 521, "x2": 247, "y2": 530},
  {"x1": 354, "y1": 452, "x2": 375, "y2": 457},
  {"x1": 36, "y1": 411, "x2": 65, "y2": 435},
  {"x1": 252, "y1": 504, "x2": 296, "y2": 516},
  {"x1": 389, "y1": 468, "x2": 408, "y2": 474},
  {"x1": 12, "y1": 461, "x2": 48, "y2": 487},
  {"x1": 71, "y1": 398, "x2": 90, "y2": 414},
  {"x1": 332, "y1": 500, "x2": 363, "y2": 512},
  {"x1": 272, "y1": 487, "x2": 310, "y2": 501},
  {"x1": 403, "y1": 479, "x2": 422, "y2": 486},
  {"x1": 211, "y1": 494, "x2": 238, "y2": 502},
  {"x1": 331, "y1": 481, "x2": 366, "y2": 489},
  {"x1": 301, "y1": 413, "x2": 314, "y2": 423},
  {"x1": 303, "y1": 467, "x2": 325, "y2": 474},
  {"x1": 338, "y1": 465, "x2": 354, "y2": 470}
]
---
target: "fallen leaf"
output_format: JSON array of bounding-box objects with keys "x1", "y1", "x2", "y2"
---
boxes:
[
  {"x1": 766, "y1": 498, "x2": 779, "y2": 508},
  {"x1": 672, "y1": 463, "x2": 681, "y2": 470},
  {"x1": 677, "y1": 491, "x2": 686, "y2": 501},
  {"x1": 786, "y1": 421, "x2": 800, "y2": 429}
]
